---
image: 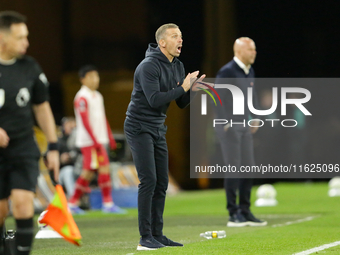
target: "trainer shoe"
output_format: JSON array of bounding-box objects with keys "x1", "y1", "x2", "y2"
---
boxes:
[
  {"x1": 68, "y1": 204, "x2": 86, "y2": 215},
  {"x1": 153, "y1": 235, "x2": 183, "y2": 247},
  {"x1": 137, "y1": 236, "x2": 165, "y2": 250},
  {"x1": 242, "y1": 212, "x2": 267, "y2": 226},
  {"x1": 102, "y1": 204, "x2": 127, "y2": 214},
  {"x1": 227, "y1": 212, "x2": 247, "y2": 227}
]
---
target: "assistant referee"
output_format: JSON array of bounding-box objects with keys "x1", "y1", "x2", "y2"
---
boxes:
[{"x1": 0, "y1": 11, "x2": 59, "y2": 255}]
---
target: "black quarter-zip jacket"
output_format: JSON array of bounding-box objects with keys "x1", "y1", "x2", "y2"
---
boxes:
[{"x1": 126, "y1": 43, "x2": 191, "y2": 126}]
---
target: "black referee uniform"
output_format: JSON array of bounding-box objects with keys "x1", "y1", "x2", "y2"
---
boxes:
[{"x1": 0, "y1": 56, "x2": 49, "y2": 199}]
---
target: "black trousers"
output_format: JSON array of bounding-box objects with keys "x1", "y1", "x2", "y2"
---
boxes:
[
  {"x1": 124, "y1": 118, "x2": 168, "y2": 237},
  {"x1": 216, "y1": 125, "x2": 254, "y2": 215}
]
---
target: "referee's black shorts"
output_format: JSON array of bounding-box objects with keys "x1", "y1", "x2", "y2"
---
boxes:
[{"x1": 0, "y1": 135, "x2": 41, "y2": 199}]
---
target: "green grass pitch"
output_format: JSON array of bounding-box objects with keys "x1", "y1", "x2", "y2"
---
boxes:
[{"x1": 5, "y1": 182, "x2": 340, "y2": 254}]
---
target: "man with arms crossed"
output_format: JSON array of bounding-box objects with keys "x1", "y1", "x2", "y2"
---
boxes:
[
  {"x1": 215, "y1": 37, "x2": 267, "y2": 227},
  {"x1": 0, "y1": 11, "x2": 59, "y2": 255}
]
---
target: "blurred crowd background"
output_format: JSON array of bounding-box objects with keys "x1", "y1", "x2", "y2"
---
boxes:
[{"x1": 2, "y1": 0, "x2": 340, "y2": 189}]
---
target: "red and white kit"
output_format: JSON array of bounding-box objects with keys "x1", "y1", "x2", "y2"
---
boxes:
[{"x1": 74, "y1": 85, "x2": 116, "y2": 169}]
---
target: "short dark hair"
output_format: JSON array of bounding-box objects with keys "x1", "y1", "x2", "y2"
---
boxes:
[
  {"x1": 78, "y1": 65, "x2": 98, "y2": 78},
  {"x1": 155, "y1": 23, "x2": 179, "y2": 44},
  {"x1": 0, "y1": 11, "x2": 26, "y2": 31}
]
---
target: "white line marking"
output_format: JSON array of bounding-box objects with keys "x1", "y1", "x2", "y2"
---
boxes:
[
  {"x1": 271, "y1": 216, "x2": 316, "y2": 228},
  {"x1": 257, "y1": 214, "x2": 321, "y2": 219},
  {"x1": 293, "y1": 241, "x2": 340, "y2": 255}
]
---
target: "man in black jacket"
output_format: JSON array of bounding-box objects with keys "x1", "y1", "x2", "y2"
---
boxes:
[
  {"x1": 215, "y1": 37, "x2": 267, "y2": 227},
  {"x1": 125, "y1": 23, "x2": 205, "y2": 250}
]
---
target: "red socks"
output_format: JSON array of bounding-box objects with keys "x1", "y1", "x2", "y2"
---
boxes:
[
  {"x1": 69, "y1": 173, "x2": 113, "y2": 206},
  {"x1": 69, "y1": 177, "x2": 90, "y2": 205},
  {"x1": 98, "y1": 173, "x2": 113, "y2": 204}
]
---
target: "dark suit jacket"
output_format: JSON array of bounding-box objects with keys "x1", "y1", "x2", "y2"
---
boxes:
[{"x1": 215, "y1": 59, "x2": 258, "y2": 122}]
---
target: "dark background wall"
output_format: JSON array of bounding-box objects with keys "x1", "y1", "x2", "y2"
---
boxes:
[
  {"x1": 1, "y1": 0, "x2": 340, "y2": 188},
  {"x1": 235, "y1": 0, "x2": 340, "y2": 78}
]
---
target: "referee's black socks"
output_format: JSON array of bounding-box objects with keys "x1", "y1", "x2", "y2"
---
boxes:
[
  {"x1": 0, "y1": 224, "x2": 4, "y2": 255},
  {"x1": 15, "y1": 219, "x2": 34, "y2": 255}
]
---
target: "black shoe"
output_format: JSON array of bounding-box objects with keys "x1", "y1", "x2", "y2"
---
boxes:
[
  {"x1": 242, "y1": 212, "x2": 267, "y2": 226},
  {"x1": 227, "y1": 212, "x2": 247, "y2": 227},
  {"x1": 154, "y1": 235, "x2": 183, "y2": 247},
  {"x1": 137, "y1": 236, "x2": 165, "y2": 250}
]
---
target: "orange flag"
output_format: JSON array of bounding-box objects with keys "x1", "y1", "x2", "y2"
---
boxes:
[{"x1": 39, "y1": 184, "x2": 82, "y2": 246}]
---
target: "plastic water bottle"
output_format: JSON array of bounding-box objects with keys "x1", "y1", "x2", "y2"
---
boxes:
[{"x1": 200, "y1": 230, "x2": 226, "y2": 239}]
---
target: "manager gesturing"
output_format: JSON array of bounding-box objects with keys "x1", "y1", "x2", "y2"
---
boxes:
[{"x1": 124, "y1": 23, "x2": 204, "y2": 250}]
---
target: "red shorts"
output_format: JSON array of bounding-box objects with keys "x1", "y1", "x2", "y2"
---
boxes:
[{"x1": 81, "y1": 144, "x2": 109, "y2": 170}]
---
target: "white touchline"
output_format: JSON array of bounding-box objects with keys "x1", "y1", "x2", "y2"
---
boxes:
[
  {"x1": 293, "y1": 241, "x2": 340, "y2": 255},
  {"x1": 257, "y1": 214, "x2": 315, "y2": 219},
  {"x1": 271, "y1": 216, "x2": 317, "y2": 228}
]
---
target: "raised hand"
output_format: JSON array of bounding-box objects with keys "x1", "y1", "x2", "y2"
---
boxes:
[
  {"x1": 181, "y1": 71, "x2": 200, "y2": 92},
  {"x1": 191, "y1": 75, "x2": 216, "y2": 92}
]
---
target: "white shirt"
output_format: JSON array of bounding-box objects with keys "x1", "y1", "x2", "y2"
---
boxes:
[
  {"x1": 74, "y1": 85, "x2": 108, "y2": 147},
  {"x1": 233, "y1": 56, "x2": 251, "y2": 75},
  {"x1": 0, "y1": 57, "x2": 16, "y2": 65}
]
